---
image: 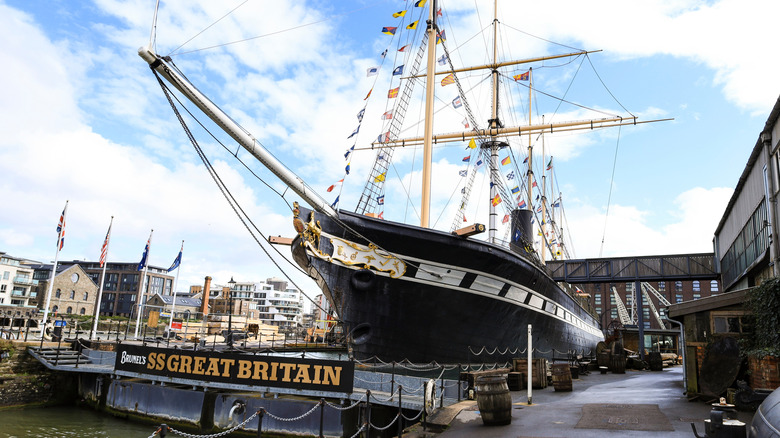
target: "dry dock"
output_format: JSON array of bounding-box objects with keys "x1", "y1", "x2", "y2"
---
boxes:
[{"x1": 411, "y1": 366, "x2": 754, "y2": 438}]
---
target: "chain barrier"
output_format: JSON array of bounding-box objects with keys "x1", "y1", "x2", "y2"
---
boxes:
[
  {"x1": 348, "y1": 423, "x2": 367, "y2": 438},
  {"x1": 263, "y1": 403, "x2": 321, "y2": 422},
  {"x1": 150, "y1": 409, "x2": 260, "y2": 438},
  {"x1": 324, "y1": 393, "x2": 366, "y2": 411},
  {"x1": 401, "y1": 407, "x2": 424, "y2": 422},
  {"x1": 372, "y1": 413, "x2": 401, "y2": 431}
]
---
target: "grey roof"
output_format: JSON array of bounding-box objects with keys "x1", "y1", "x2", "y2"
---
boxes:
[{"x1": 157, "y1": 294, "x2": 202, "y2": 307}]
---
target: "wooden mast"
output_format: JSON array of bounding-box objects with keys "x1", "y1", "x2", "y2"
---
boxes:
[
  {"x1": 488, "y1": 0, "x2": 500, "y2": 243},
  {"x1": 420, "y1": 0, "x2": 438, "y2": 228}
]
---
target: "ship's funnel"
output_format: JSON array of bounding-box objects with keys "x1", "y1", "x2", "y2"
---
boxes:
[{"x1": 510, "y1": 209, "x2": 534, "y2": 254}]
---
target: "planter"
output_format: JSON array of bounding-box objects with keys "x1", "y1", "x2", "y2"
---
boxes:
[{"x1": 748, "y1": 355, "x2": 780, "y2": 390}]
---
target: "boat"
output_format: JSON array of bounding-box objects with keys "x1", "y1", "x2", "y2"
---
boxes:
[{"x1": 138, "y1": 1, "x2": 662, "y2": 364}]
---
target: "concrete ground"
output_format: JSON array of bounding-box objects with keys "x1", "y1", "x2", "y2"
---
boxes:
[{"x1": 409, "y1": 365, "x2": 755, "y2": 437}]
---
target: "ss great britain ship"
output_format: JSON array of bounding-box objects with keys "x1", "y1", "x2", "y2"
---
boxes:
[{"x1": 140, "y1": 1, "x2": 665, "y2": 364}]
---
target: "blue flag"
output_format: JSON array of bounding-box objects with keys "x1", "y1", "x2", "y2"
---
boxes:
[
  {"x1": 393, "y1": 65, "x2": 404, "y2": 76},
  {"x1": 167, "y1": 242, "x2": 183, "y2": 272},
  {"x1": 331, "y1": 195, "x2": 340, "y2": 209},
  {"x1": 137, "y1": 231, "x2": 152, "y2": 271}
]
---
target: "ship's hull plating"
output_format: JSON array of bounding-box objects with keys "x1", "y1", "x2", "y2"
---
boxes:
[{"x1": 292, "y1": 206, "x2": 603, "y2": 364}]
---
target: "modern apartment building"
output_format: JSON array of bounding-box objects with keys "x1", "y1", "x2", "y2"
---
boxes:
[{"x1": 0, "y1": 252, "x2": 36, "y2": 309}]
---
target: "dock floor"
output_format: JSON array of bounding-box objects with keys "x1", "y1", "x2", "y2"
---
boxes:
[{"x1": 410, "y1": 365, "x2": 755, "y2": 437}]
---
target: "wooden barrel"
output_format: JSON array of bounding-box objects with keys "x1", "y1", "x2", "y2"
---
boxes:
[
  {"x1": 551, "y1": 363, "x2": 572, "y2": 392},
  {"x1": 475, "y1": 375, "x2": 512, "y2": 426},
  {"x1": 648, "y1": 352, "x2": 663, "y2": 371},
  {"x1": 610, "y1": 353, "x2": 626, "y2": 374},
  {"x1": 597, "y1": 351, "x2": 610, "y2": 368}
]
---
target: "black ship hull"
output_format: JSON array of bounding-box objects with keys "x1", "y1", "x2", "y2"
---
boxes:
[{"x1": 292, "y1": 206, "x2": 603, "y2": 364}]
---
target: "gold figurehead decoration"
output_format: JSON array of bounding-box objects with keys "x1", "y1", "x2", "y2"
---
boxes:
[{"x1": 292, "y1": 201, "x2": 322, "y2": 250}]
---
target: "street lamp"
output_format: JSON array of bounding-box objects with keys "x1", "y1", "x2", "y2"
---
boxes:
[{"x1": 227, "y1": 277, "x2": 235, "y2": 349}]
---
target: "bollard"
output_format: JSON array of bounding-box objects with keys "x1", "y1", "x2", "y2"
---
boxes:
[
  {"x1": 397, "y1": 385, "x2": 404, "y2": 438},
  {"x1": 256, "y1": 409, "x2": 264, "y2": 438},
  {"x1": 364, "y1": 390, "x2": 371, "y2": 438},
  {"x1": 319, "y1": 399, "x2": 325, "y2": 438}
]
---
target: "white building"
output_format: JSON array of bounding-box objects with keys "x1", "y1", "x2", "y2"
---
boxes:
[
  {"x1": 229, "y1": 278, "x2": 304, "y2": 329},
  {"x1": 0, "y1": 252, "x2": 37, "y2": 308}
]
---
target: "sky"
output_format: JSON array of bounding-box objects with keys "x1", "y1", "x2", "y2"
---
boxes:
[{"x1": 2, "y1": 0, "x2": 778, "y2": 310}]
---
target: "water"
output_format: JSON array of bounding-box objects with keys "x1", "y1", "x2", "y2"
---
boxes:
[{"x1": 0, "y1": 406, "x2": 156, "y2": 438}]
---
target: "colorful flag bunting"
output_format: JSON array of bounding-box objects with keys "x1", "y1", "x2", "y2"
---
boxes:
[
  {"x1": 344, "y1": 145, "x2": 354, "y2": 159},
  {"x1": 382, "y1": 26, "x2": 397, "y2": 35},
  {"x1": 392, "y1": 10, "x2": 407, "y2": 18},
  {"x1": 507, "y1": 171, "x2": 515, "y2": 180},
  {"x1": 452, "y1": 96, "x2": 462, "y2": 108},
  {"x1": 441, "y1": 73, "x2": 455, "y2": 86},
  {"x1": 376, "y1": 132, "x2": 390, "y2": 143},
  {"x1": 331, "y1": 195, "x2": 340, "y2": 209},
  {"x1": 438, "y1": 54, "x2": 448, "y2": 65},
  {"x1": 348, "y1": 126, "x2": 360, "y2": 139},
  {"x1": 502, "y1": 214, "x2": 510, "y2": 224},
  {"x1": 393, "y1": 65, "x2": 404, "y2": 75},
  {"x1": 437, "y1": 7, "x2": 442, "y2": 16},
  {"x1": 475, "y1": 159, "x2": 484, "y2": 169},
  {"x1": 378, "y1": 211, "x2": 384, "y2": 219},
  {"x1": 399, "y1": 44, "x2": 410, "y2": 52},
  {"x1": 381, "y1": 110, "x2": 393, "y2": 120},
  {"x1": 415, "y1": 0, "x2": 427, "y2": 6},
  {"x1": 367, "y1": 66, "x2": 379, "y2": 76},
  {"x1": 357, "y1": 108, "x2": 365, "y2": 122},
  {"x1": 327, "y1": 179, "x2": 344, "y2": 192},
  {"x1": 546, "y1": 157, "x2": 553, "y2": 170},
  {"x1": 345, "y1": 163, "x2": 351, "y2": 174},
  {"x1": 536, "y1": 205, "x2": 543, "y2": 212},
  {"x1": 458, "y1": 170, "x2": 467, "y2": 177},
  {"x1": 406, "y1": 20, "x2": 418, "y2": 30},
  {"x1": 364, "y1": 88, "x2": 373, "y2": 100},
  {"x1": 501, "y1": 156, "x2": 511, "y2": 165},
  {"x1": 377, "y1": 195, "x2": 384, "y2": 205},
  {"x1": 462, "y1": 118, "x2": 469, "y2": 129},
  {"x1": 552, "y1": 201, "x2": 560, "y2": 207},
  {"x1": 462, "y1": 156, "x2": 470, "y2": 162},
  {"x1": 374, "y1": 173, "x2": 386, "y2": 182},
  {"x1": 468, "y1": 138, "x2": 477, "y2": 149},
  {"x1": 491, "y1": 194, "x2": 502, "y2": 206},
  {"x1": 511, "y1": 186, "x2": 520, "y2": 194},
  {"x1": 518, "y1": 200, "x2": 527, "y2": 209},
  {"x1": 523, "y1": 156, "x2": 528, "y2": 164},
  {"x1": 388, "y1": 87, "x2": 399, "y2": 98},
  {"x1": 381, "y1": 49, "x2": 387, "y2": 58},
  {"x1": 168, "y1": 242, "x2": 183, "y2": 272},
  {"x1": 532, "y1": 181, "x2": 538, "y2": 187},
  {"x1": 436, "y1": 29, "x2": 446, "y2": 44}
]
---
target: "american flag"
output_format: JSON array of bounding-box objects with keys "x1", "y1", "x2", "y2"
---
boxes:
[
  {"x1": 56, "y1": 202, "x2": 68, "y2": 251},
  {"x1": 99, "y1": 220, "x2": 112, "y2": 267}
]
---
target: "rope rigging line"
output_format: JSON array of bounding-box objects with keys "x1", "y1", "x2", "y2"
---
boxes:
[
  {"x1": 168, "y1": 2, "x2": 381, "y2": 57},
  {"x1": 152, "y1": 70, "x2": 330, "y2": 316},
  {"x1": 599, "y1": 124, "x2": 623, "y2": 257}
]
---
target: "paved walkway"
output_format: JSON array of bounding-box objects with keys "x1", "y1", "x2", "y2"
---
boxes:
[{"x1": 418, "y1": 366, "x2": 754, "y2": 437}]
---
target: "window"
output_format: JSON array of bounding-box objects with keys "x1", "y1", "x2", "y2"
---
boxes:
[
  {"x1": 69, "y1": 290, "x2": 75, "y2": 299},
  {"x1": 675, "y1": 281, "x2": 683, "y2": 292},
  {"x1": 626, "y1": 282, "x2": 634, "y2": 292},
  {"x1": 52, "y1": 305, "x2": 59, "y2": 313},
  {"x1": 104, "y1": 273, "x2": 119, "y2": 291},
  {"x1": 711, "y1": 280, "x2": 719, "y2": 293},
  {"x1": 66, "y1": 306, "x2": 72, "y2": 314},
  {"x1": 675, "y1": 293, "x2": 683, "y2": 303},
  {"x1": 712, "y1": 312, "x2": 752, "y2": 334},
  {"x1": 658, "y1": 281, "x2": 665, "y2": 292},
  {"x1": 120, "y1": 274, "x2": 139, "y2": 292},
  {"x1": 3, "y1": 271, "x2": 8, "y2": 280},
  {"x1": 80, "y1": 307, "x2": 86, "y2": 315},
  {"x1": 55, "y1": 289, "x2": 61, "y2": 298},
  {"x1": 611, "y1": 309, "x2": 617, "y2": 319},
  {"x1": 595, "y1": 294, "x2": 602, "y2": 305},
  {"x1": 83, "y1": 292, "x2": 88, "y2": 301},
  {"x1": 0, "y1": 284, "x2": 6, "y2": 292},
  {"x1": 610, "y1": 294, "x2": 616, "y2": 305},
  {"x1": 596, "y1": 306, "x2": 602, "y2": 314},
  {"x1": 693, "y1": 293, "x2": 701, "y2": 300},
  {"x1": 693, "y1": 281, "x2": 700, "y2": 292}
]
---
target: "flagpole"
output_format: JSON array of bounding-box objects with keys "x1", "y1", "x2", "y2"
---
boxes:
[
  {"x1": 167, "y1": 240, "x2": 183, "y2": 336},
  {"x1": 41, "y1": 201, "x2": 68, "y2": 338},
  {"x1": 134, "y1": 229, "x2": 153, "y2": 339},
  {"x1": 90, "y1": 216, "x2": 113, "y2": 340}
]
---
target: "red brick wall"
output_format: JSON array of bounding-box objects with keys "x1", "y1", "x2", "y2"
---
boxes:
[{"x1": 749, "y1": 356, "x2": 780, "y2": 390}]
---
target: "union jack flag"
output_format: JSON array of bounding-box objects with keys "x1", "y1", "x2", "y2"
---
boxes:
[{"x1": 56, "y1": 202, "x2": 68, "y2": 251}]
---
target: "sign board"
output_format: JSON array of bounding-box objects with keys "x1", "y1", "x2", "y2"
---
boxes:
[
  {"x1": 160, "y1": 312, "x2": 171, "y2": 318},
  {"x1": 54, "y1": 320, "x2": 67, "y2": 327},
  {"x1": 170, "y1": 321, "x2": 182, "y2": 330},
  {"x1": 114, "y1": 344, "x2": 354, "y2": 393}
]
